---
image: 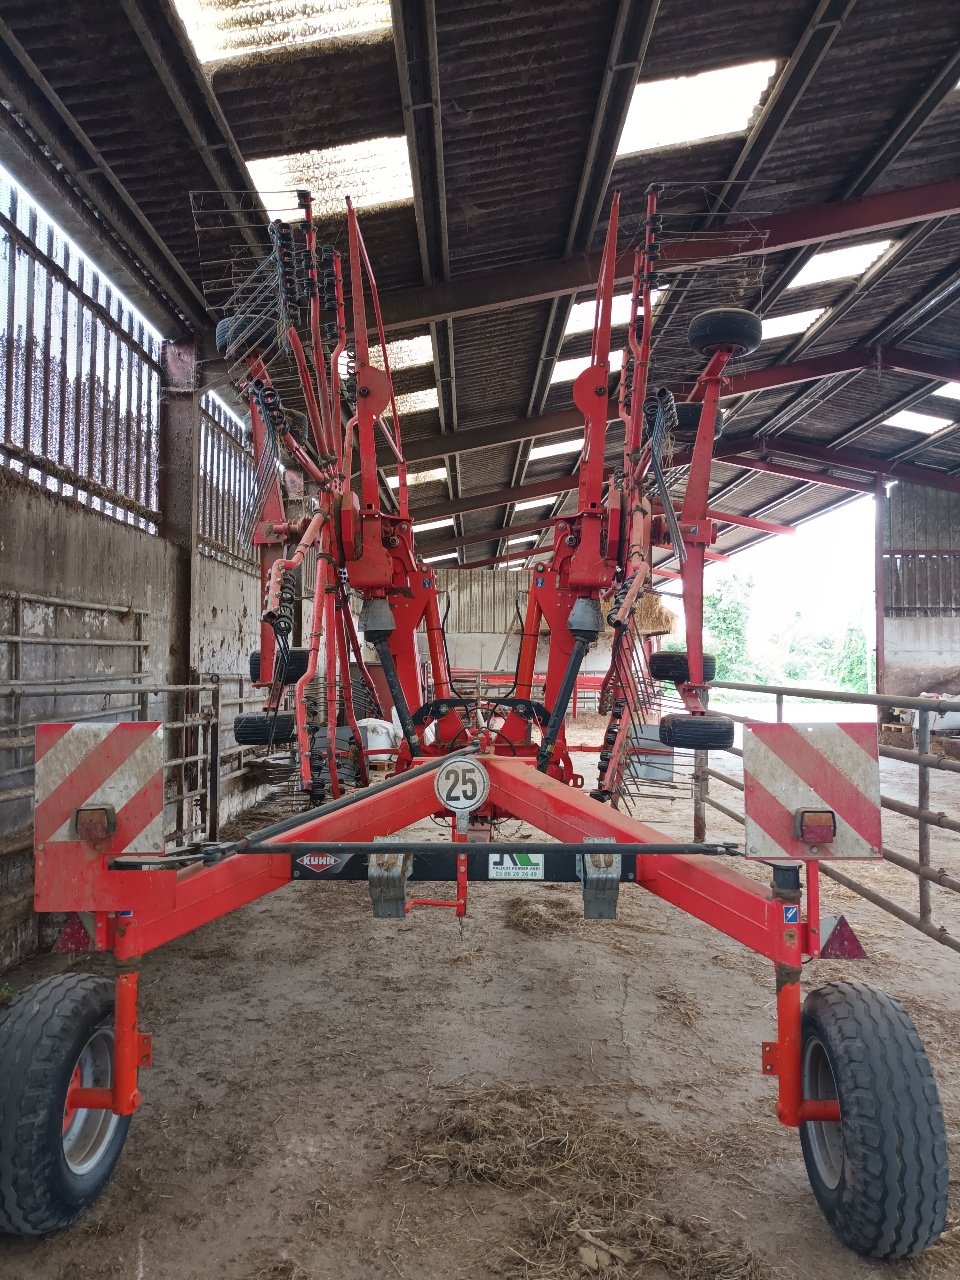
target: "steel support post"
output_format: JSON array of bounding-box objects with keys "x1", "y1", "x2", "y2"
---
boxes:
[
  {"x1": 874, "y1": 478, "x2": 886, "y2": 693},
  {"x1": 157, "y1": 337, "x2": 200, "y2": 689},
  {"x1": 693, "y1": 749, "x2": 707, "y2": 842},
  {"x1": 917, "y1": 709, "x2": 932, "y2": 924}
]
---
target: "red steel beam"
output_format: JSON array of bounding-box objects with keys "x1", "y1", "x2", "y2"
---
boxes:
[
  {"x1": 458, "y1": 545, "x2": 730, "y2": 572},
  {"x1": 411, "y1": 432, "x2": 960, "y2": 522},
  {"x1": 764, "y1": 436, "x2": 960, "y2": 495},
  {"x1": 414, "y1": 474, "x2": 579, "y2": 522},
  {"x1": 416, "y1": 515, "x2": 560, "y2": 556},
  {"x1": 379, "y1": 179, "x2": 960, "y2": 331},
  {"x1": 399, "y1": 348, "x2": 885, "y2": 468},
  {"x1": 882, "y1": 346, "x2": 960, "y2": 383},
  {"x1": 458, "y1": 550, "x2": 544, "y2": 570},
  {"x1": 718, "y1": 454, "x2": 876, "y2": 494}
]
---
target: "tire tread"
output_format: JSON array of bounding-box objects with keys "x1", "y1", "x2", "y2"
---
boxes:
[
  {"x1": 0, "y1": 974, "x2": 125, "y2": 1235},
  {"x1": 801, "y1": 981, "x2": 947, "y2": 1259}
]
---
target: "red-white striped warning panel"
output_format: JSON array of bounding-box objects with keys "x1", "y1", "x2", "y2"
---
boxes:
[
  {"x1": 743, "y1": 723, "x2": 881, "y2": 860},
  {"x1": 34, "y1": 722, "x2": 164, "y2": 854}
]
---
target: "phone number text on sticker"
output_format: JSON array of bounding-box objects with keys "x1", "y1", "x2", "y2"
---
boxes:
[{"x1": 489, "y1": 853, "x2": 544, "y2": 880}]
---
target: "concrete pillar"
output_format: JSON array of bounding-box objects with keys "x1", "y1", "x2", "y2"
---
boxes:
[{"x1": 157, "y1": 337, "x2": 200, "y2": 686}]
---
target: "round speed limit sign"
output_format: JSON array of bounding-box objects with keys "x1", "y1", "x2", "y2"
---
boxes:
[{"x1": 434, "y1": 757, "x2": 490, "y2": 815}]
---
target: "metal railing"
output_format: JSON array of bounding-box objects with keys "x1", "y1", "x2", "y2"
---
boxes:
[
  {"x1": 198, "y1": 392, "x2": 257, "y2": 569},
  {"x1": 694, "y1": 680, "x2": 960, "y2": 954},
  {"x1": 0, "y1": 166, "x2": 162, "y2": 529}
]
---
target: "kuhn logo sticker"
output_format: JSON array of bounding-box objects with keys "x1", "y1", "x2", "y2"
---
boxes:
[{"x1": 296, "y1": 853, "x2": 339, "y2": 872}]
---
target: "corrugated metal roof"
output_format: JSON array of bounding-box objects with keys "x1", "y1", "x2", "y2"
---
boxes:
[{"x1": 3, "y1": 0, "x2": 960, "y2": 565}]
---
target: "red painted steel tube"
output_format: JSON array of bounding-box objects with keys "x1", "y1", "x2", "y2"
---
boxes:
[
  {"x1": 340, "y1": 591, "x2": 382, "y2": 715},
  {"x1": 776, "y1": 977, "x2": 804, "y2": 1125},
  {"x1": 286, "y1": 324, "x2": 335, "y2": 463},
  {"x1": 577, "y1": 193, "x2": 619, "y2": 511},
  {"x1": 323, "y1": 582, "x2": 341, "y2": 799},
  {"x1": 345, "y1": 202, "x2": 385, "y2": 513},
  {"x1": 294, "y1": 548, "x2": 328, "y2": 788},
  {"x1": 335, "y1": 606, "x2": 368, "y2": 787},
  {"x1": 71, "y1": 971, "x2": 145, "y2": 1114},
  {"x1": 112, "y1": 971, "x2": 142, "y2": 1114},
  {"x1": 300, "y1": 195, "x2": 336, "y2": 454}
]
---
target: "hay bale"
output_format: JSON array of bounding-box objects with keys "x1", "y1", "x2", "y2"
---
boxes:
[{"x1": 636, "y1": 591, "x2": 676, "y2": 637}]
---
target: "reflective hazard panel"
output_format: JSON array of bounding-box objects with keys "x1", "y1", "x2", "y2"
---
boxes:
[{"x1": 743, "y1": 723, "x2": 881, "y2": 860}]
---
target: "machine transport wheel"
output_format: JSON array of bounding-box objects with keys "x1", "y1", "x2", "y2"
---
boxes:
[
  {"x1": 234, "y1": 711, "x2": 298, "y2": 745},
  {"x1": 249, "y1": 648, "x2": 312, "y2": 684},
  {"x1": 671, "y1": 401, "x2": 725, "y2": 440},
  {"x1": 215, "y1": 312, "x2": 277, "y2": 358},
  {"x1": 0, "y1": 974, "x2": 131, "y2": 1236},
  {"x1": 649, "y1": 650, "x2": 716, "y2": 684},
  {"x1": 658, "y1": 711, "x2": 734, "y2": 750},
  {"x1": 800, "y1": 981, "x2": 948, "y2": 1259},
  {"x1": 687, "y1": 307, "x2": 763, "y2": 358}
]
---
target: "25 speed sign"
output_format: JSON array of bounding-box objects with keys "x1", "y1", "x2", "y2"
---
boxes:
[{"x1": 433, "y1": 757, "x2": 490, "y2": 814}]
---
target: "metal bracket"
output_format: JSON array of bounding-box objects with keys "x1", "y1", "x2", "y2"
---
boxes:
[
  {"x1": 578, "y1": 837, "x2": 621, "y2": 919},
  {"x1": 368, "y1": 841, "x2": 412, "y2": 918},
  {"x1": 761, "y1": 1041, "x2": 779, "y2": 1077},
  {"x1": 137, "y1": 1033, "x2": 154, "y2": 1068}
]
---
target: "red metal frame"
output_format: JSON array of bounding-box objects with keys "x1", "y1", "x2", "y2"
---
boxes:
[{"x1": 35, "y1": 190, "x2": 860, "y2": 1140}]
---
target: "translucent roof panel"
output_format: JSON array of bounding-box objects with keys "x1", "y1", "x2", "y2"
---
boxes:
[
  {"x1": 760, "y1": 309, "x2": 825, "y2": 341},
  {"x1": 248, "y1": 137, "x2": 413, "y2": 220},
  {"x1": 930, "y1": 381, "x2": 960, "y2": 401},
  {"x1": 370, "y1": 335, "x2": 434, "y2": 371},
  {"x1": 550, "y1": 349, "x2": 624, "y2": 385},
  {"x1": 787, "y1": 241, "x2": 892, "y2": 290},
  {"x1": 173, "y1": 0, "x2": 391, "y2": 64},
  {"x1": 529, "y1": 437, "x2": 584, "y2": 461},
  {"x1": 884, "y1": 409, "x2": 953, "y2": 435},
  {"x1": 387, "y1": 465, "x2": 445, "y2": 489},
  {"x1": 413, "y1": 517, "x2": 454, "y2": 533},
  {"x1": 389, "y1": 388, "x2": 440, "y2": 417},
  {"x1": 617, "y1": 61, "x2": 776, "y2": 156},
  {"x1": 515, "y1": 495, "x2": 559, "y2": 511}
]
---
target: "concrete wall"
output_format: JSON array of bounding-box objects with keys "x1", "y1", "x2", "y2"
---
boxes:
[
  {"x1": 0, "y1": 473, "x2": 265, "y2": 971},
  {"x1": 882, "y1": 483, "x2": 960, "y2": 695},
  {"x1": 885, "y1": 618, "x2": 960, "y2": 696},
  {"x1": 192, "y1": 553, "x2": 261, "y2": 676},
  {"x1": 445, "y1": 631, "x2": 614, "y2": 675}
]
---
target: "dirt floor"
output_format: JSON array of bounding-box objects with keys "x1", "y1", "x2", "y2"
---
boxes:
[{"x1": 2, "y1": 714, "x2": 960, "y2": 1280}]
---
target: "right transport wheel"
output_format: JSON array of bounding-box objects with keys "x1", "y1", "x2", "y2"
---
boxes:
[
  {"x1": 800, "y1": 981, "x2": 948, "y2": 1259},
  {"x1": 658, "y1": 711, "x2": 734, "y2": 750}
]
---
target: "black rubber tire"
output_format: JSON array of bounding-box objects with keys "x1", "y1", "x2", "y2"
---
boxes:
[
  {"x1": 215, "y1": 313, "x2": 277, "y2": 358},
  {"x1": 672, "y1": 401, "x2": 725, "y2": 440},
  {"x1": 249, "y1": 648, "x2": 312, "y2": 685},
  {"x1": 687, "y1": 308, "x2": 763, "y2": 358},
  {"x1": 233, "y1": 712, "x2": 297, "y2": 745},
  {"x1": 649, "y1": 650, "x2": 717, "y2": 684},
  {"x1": 658, "y1": 712, "x2": 734, "y2": 750},
  {"x1": 799, "y1": 982, "x2": 948, "y2": 1259},
  {"x1": 0, "y1": 974, "x2": 131, "y2": 1235}
]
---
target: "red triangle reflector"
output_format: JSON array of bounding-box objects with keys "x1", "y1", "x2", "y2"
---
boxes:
[
  {"x1": 52, "y1": 912, "x2": 92, "y2": 953},
  {"x1": 819, "y1": 913, "x2": 867, "y2": 959}
]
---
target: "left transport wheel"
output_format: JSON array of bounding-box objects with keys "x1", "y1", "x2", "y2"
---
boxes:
[{"x1": 0, "y1": 974, "x2": 132, "y2": 1236}]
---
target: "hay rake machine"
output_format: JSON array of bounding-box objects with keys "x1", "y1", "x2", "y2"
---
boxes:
[{"x1": 0, "y1": 188, "x2": 947, "y2": 1259}]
